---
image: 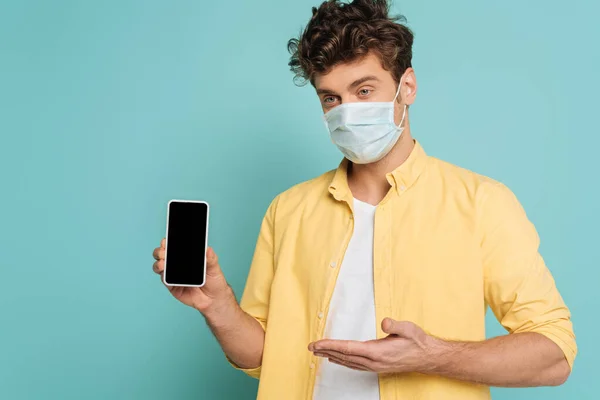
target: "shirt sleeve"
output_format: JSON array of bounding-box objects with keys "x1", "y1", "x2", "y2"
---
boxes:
[
  {"x1": 226, "y1": 194, "x2": 280, "y2": 379},
  {"x1": 480, "y1": 182, "x2": 577, "y2": 369}
]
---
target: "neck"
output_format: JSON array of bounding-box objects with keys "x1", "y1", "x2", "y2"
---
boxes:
[{"x1": 347, "y1": 128, "x2": 415, "y2": 205}]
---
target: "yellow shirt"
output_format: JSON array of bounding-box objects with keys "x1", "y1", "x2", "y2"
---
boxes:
[{"x1": 230, "y1": 141, "x2": 576, "y2": 400}]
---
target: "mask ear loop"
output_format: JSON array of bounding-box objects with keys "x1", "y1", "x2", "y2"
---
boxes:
[
  {"x1": 397, "y1": 104, "x2": 407, "y2": 129},
  {"x1": 394, "y1": 79, "x2": 407, "y2": 129},
  {"x1": 393, "y1": 79, "x2": 403, "y2": 102}
]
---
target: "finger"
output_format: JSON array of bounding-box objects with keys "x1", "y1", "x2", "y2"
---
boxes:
[
  {"x1": 161, "y1": 238, "x2": 166, "y2": 249},
  {"x1": 153, "y1": 260, "x2": 164, "y2": 274},
  {"x1": 206, "y1": 247, "x2": 221, "y2": 271},
  {"x1": 152, "y1": 247, "x2": 165, "y2": 261},
  {"x1": 314, "y1": 350, "x2": 374, "y2": 368},
  {"x1": 310, "y1": 339, "x2": 374, "y2": 359}
]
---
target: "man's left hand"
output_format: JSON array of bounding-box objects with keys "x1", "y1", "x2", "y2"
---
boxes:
[{"x1": 308, "y1": 318, "x2": 439, "y2": 373}]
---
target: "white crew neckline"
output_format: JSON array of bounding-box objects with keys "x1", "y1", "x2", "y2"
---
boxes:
[{"x1": 353, "y1": 197, "x2": 377, "y2": 209}]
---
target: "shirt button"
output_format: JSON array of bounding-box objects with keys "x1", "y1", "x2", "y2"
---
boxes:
[
  {"x1": 399, "y1": 185, "x2": 406, "y2": 191},
  {"x1": 330, "y1": 261, "x2": 336, "y2": 268},
  {"x1": 318, "y1": 312, "x2": 324, "y2": 319},
  {"x1": 310, "y1": 363, "x2": 315, "y2": 369}
]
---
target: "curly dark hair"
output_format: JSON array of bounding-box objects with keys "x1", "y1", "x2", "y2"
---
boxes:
[{"x1": 287, "y1": 0, "x2": 414, "y2": 87}]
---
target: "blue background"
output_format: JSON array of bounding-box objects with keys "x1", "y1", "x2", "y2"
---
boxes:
[{"x1": 1, "y1": 0, "x2": 597, "y2": 399}]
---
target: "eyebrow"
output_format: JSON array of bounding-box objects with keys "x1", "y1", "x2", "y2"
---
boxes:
[{"x1": 316, "y1": 75, "x2": 381, "y2": 96}]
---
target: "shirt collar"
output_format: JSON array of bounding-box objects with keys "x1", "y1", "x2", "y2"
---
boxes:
[{"x1": 328, "y1": 140, "x2": 428, "y2": 201}]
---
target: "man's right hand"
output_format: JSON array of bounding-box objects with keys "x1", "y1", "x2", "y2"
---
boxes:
[{"x1": 152, "y1": 238, "x2": 234, "y2": 315}]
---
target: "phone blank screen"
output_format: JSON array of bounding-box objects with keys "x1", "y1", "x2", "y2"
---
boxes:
[{"x1": 164, "y1": 201, "x2": 208, "y2": 286}]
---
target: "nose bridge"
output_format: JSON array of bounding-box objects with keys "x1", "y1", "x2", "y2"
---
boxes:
[
  {"x1": 340, "y1": 91, "x2": 355, "y2": 104},
  {"x1": 340, "y1": 91, "x2": 350, "y2": 103}
]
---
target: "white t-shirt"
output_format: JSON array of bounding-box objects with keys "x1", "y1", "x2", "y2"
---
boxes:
[{"x1": 313, "y1": 198, "x2": 380, "y2": 400}]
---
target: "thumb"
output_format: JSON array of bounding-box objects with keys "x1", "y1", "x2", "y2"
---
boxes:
[
  {"x1": 381, "y1": 318, "x2": 400, "y2": 334},
  {"x1": 381, "y1": 318, "x2": 414, "y2": 336}
]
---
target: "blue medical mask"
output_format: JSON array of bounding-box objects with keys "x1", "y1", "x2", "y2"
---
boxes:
[{"x1": 322, "y1": 81, "x2": 407, "y2": 164}]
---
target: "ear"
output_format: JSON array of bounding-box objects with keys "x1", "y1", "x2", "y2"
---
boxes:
[{"x1": 398, "y1": 68, "x2": 417, "y2": 106}]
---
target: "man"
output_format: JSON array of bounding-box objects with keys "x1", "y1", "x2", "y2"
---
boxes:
[{"x1": 151, "y1": 0, "x2": 576, "y2": 398}]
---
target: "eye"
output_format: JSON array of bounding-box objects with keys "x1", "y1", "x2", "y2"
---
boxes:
[
  {"x1": 358, "y1": 88, "x2": 372, "y2": 97},
  {"x1": 322, "y1": 96, "x2": 339, "y2": 108}
]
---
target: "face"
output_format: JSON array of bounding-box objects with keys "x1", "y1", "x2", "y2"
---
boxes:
[{"x1": 313, "y1": 52, "x2": 417, "y2": 126}]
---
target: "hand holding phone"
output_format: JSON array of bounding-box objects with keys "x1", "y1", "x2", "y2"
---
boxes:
[{"x1": 151, "y1": 200, "x2": 232, "y2": 313}]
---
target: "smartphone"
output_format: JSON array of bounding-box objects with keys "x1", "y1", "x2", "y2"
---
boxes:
[{"x1": 163, "y1": 200, "x2": 209, "y2": 287}]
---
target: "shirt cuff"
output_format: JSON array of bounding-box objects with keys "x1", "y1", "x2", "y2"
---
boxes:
[{"x1": 226, "y1": 355, "x2": 262, "y2": 379}]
